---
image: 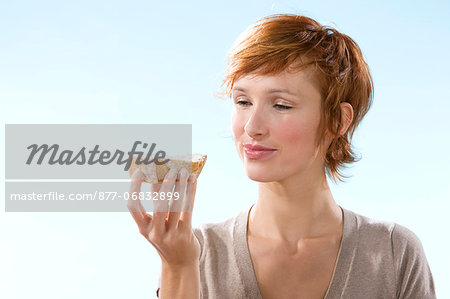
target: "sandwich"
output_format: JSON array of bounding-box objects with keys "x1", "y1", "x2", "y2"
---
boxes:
[{"x1": 129, "y1": 153, "x2": 207, "y2": 183}]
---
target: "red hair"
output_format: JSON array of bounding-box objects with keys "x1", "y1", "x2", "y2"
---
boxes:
[{"x1": 218, "y1": 14, "x2": 374, "y2": 183}]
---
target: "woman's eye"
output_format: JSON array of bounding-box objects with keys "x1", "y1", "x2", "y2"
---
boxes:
[
  {"x1": 234, "y1": 99, "x2": 292, "y2": 110},
  {"x1": 236, "y1": 100, "x2": 251, "y2": 106},
  {"x1": 274, "y1": 104, "x2": 292, "y2": 110}
]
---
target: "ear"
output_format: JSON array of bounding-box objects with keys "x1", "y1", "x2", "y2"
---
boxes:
[{"x1": 339, "y1": 102, "x2": 354, "y2": 136}]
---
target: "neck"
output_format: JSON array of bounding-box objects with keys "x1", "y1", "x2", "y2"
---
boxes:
[{"x1": 248, "y1": 169, "x2": 342, "y2": 243}]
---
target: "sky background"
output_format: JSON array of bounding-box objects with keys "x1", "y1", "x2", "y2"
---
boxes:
[{"x1": 1, "y1": 0, "x2": 449, "y2": 298}]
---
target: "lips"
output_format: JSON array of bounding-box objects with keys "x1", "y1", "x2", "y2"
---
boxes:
[
  {"x1": 243, "y1": 144, "x2": 277, "y2": 159},
  {"x1": 244, "y1": 144, "x2": 276, "y2": 151}
]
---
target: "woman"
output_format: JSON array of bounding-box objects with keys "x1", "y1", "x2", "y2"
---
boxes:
[{"x1": 128, "y1": 14, "x2": 436, "y2": 299}]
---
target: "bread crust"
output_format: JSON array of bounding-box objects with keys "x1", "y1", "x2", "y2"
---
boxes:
[{"x1": 129, "y1": 153, "x2": 207, "y2": 183}]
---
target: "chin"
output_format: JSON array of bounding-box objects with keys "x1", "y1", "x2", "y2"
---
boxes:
[
  {"x1": 245, "y1": 168, "x2": 279, "y2": 182},
  {"x1": 246, "y1": 174, "x2": 275, "y2": 182}
]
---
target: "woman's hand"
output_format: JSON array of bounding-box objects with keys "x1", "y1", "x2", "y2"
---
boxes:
[{"x1": 127, "y1": 166, "x2": 201, "y2": 268}]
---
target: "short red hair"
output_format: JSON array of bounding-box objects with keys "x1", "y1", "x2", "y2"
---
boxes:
[{"x1": 218, "y1": 14, "x2": 374, "y2": 183}]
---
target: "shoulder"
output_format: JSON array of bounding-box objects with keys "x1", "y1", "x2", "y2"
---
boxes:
[
  {"x1": 345, "y1": 207, "x2": 428, "y2": 257},
  {"x1": 343, "y1": 207, "x2": 436, "y2": 298},
  {"x1": 342, "y1": 207, "x2": 397, "y2": 252},
  {"x1": 348, "y1": 207, "x2": 396, "y2": 237},
  {"x1": 345, "y1": 207, "x2": 425, "y2": 254},
  {"x1": 390, "y1": 222, "x2": 426, "y2": 255}
]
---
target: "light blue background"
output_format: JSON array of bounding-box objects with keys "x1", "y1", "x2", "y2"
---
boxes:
[{"x1": 1, "y1": 0, "x2": 449, "y2": 298}]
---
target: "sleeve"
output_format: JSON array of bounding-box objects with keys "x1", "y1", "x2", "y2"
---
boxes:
[{"x1": 391, "y1": 223, "x2": 436, "y2": 299}]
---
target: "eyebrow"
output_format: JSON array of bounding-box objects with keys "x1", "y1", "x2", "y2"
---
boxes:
[{"x1": 231, "y1": 86, "x2": 297, "y2": 96}]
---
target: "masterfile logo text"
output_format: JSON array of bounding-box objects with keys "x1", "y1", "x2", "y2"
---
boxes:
[{"x1": 4, "y1": 124, "x2": 192, "y2": 212}]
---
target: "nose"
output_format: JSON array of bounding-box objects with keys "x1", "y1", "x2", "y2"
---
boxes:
[{"x1": 244, "y1": 105, "x2": 268, "y2": 139}]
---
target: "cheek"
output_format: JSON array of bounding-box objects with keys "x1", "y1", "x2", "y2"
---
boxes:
[
  {"x1": 277, "y1": 120, "x2": 312, "y2": 145},
  {"x1": 275, "y1": 118, "x2": 320, "y2": 161},
  {"x1": 282, "y1": 123, "x2": 304, "y2": 141},
  {"x1": 231, "y1": 109, "x2": 243, "y2": 155},
  {"x1": 231, "y1": 109, "x2": 244, "y2": 137}
]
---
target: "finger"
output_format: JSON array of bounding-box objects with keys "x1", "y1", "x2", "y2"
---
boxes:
[
  {"x1": 179, "y1": 174, "x2": 198, "y2": 230},
  {"x1": 152, "y1": 168, "x2": 177, "y2": 233},
  {"x1": 142, "y1": 162, "x2": 163, "y2": 196},
  {"x1": 150, "y1": 181, "x2": 162, "y2": 210},
  {"x1": 141, "y1": 161, "x2": 158, "y2": 184},
  {"x1": 127, "y1": 169, "x2": 152, "y2": 227},
  {"x1": 150, "y1": 182, "x2": 162, "y2": 193},
  {"x1": 145, "y1": 162, "x2": 164, "y2": 228},
  {"x1": 153, "y1": 168, "x2": 177, "y2": 213},
  {"x1": 167, "y1": 167, "x2": 189, "y2": 229},
  {"x1": 127, "y1": 168, "x2": 146, "y2": 214}
]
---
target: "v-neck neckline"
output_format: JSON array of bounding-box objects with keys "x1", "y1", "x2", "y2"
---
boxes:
[{"x1": 233, "y1": 204, "x2": 358, "y2": 299}]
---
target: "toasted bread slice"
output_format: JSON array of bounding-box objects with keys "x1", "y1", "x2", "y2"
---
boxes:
[{"x1": 129, "y1": 153, "x2": 207, "y2": 183}]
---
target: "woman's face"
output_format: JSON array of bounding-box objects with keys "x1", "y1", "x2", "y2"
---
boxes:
[{"x1": 231, "y1": 66, "x2": 328, "y2": 183}]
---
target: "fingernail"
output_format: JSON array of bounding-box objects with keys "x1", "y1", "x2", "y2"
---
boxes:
[
  {"x1": 131, "y1": 168, "x2": 142, "y2": 180},
  {"x1": 179, "y1": 168, "x2": 189, "y2": 179},
  {"x1": 167, "y1": 169, "x2": 177, "y2": 179}
]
